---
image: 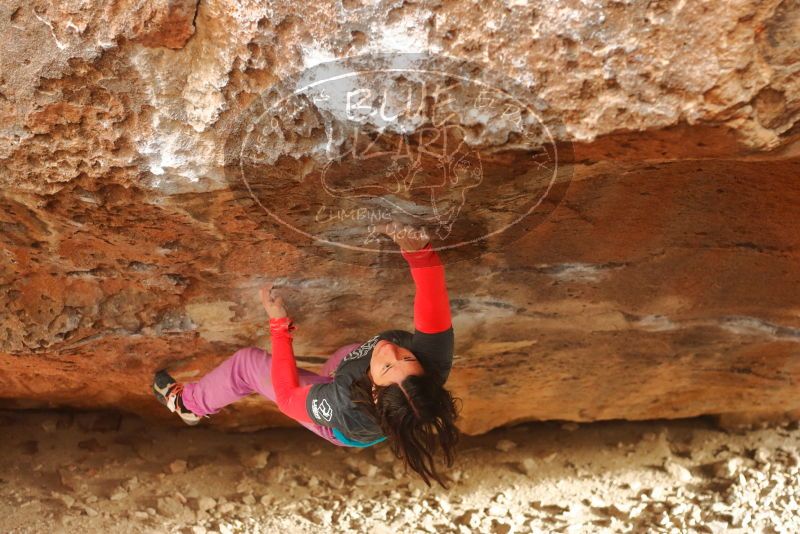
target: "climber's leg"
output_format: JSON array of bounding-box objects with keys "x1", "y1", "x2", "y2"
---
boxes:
[
  {"x1": 180, "y1": 346, "x2": 328, "y2": 417},
  {"x1": 178, "y1": 346, "x2": 355, "y2": 447}
]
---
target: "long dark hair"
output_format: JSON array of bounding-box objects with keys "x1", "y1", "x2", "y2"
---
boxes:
[{"x1": 350, "y1": 364, "x2": 462, "y2": 489}]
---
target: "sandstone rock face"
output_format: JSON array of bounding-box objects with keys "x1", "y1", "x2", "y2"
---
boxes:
[{"x1": 1, "y1": 0, "x2": 798, "y2": 434}]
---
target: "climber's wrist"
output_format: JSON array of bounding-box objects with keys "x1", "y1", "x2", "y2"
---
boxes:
[{"x1": 269, "y1": 316, "x2": 296, "y2": 335}]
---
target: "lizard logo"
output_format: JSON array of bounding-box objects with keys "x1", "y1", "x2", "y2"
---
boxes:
[{"x1": 343, "y1": 335, "x2": 380, "y2": 362}]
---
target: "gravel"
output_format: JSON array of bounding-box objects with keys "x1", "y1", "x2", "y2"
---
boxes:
[{"x1": 1, "y1": 410, "x2": 798, "y2": 533}]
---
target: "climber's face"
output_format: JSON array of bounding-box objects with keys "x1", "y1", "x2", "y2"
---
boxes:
[{"x1": 369, "y1": 339, "x2": 424, "y2": 387}]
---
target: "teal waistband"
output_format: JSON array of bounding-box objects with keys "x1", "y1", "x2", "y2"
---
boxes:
[{"x1": 333, "y1": 427, "x2": 387, "y2": 448}]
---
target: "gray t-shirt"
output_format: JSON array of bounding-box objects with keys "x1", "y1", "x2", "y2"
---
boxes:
[{"x1": 305, "y1": 326, "x2": 454, "y2": 443}]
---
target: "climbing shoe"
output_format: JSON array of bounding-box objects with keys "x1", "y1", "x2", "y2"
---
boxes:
[{"x1": 153, "y1": 369, "x2": 202, "y2": 426}]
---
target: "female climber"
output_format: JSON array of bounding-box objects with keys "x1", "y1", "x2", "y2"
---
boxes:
[{"x1": 152, "y1": 231, "x2": 460, "y2": 488}]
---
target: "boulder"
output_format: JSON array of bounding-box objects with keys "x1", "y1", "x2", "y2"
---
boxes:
[{"x1": 0, "y1": 0, "x2": 798, "y2": 435}]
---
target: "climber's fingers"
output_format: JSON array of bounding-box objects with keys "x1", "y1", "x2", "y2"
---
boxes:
[
  {"x1": 380, "y1": 223, "x2": 430, "y2": 252},
  {"x1": 259, "y1": 284, "x2": 277, "y2": 306},
  {"x1": 392, "y1": 232, "x2": 430, "y2": 253},
  {"x1": 259, "y1": 284, "x2": 289, "y2": 319}
]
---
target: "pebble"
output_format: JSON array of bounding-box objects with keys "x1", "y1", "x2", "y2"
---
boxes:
[
  {"x1": 493, "y1": 492, "x2": 508, "y2": 503},
  {"x1": 754, "y1": 447, "x2": 771, "y2": 463},
  {"x1": 110, "y1": 490, "x2": 128, "y2": 501},
  {"x1": 712, "y1": 458, "x2": 742, "y2": 478},
  {"x1": 518, "y1": 458, "x2": 537, "y2": 476},
  {"x1": 240, "y1": 450, "x2": 270, "y2": 469},
  {"x1": 487, "y1": 504, "x2": 509, "y2": 517},
  {"x1": 345, "y1": 458, "x2": 378, "y2": 477},
  {"x1": 586, "y1": 495, "x2": 606, "y2": 508},
  {"x1": 218, "y1": 502, "x2": 236, "y2": 514},
  {"x1": 496, "y1": 439, "x2": 517, "y2": 452},
  {"x1": 670, "y1": 503, "x2": 688, "y2": 515},
  {"x1": 707, "y1": 520, "x2": 732, "y2": 533},
  {"x1": 58, "y1": 468, "x2": 80, "y2": 491},
  {"x1": 710, "y1": 502, "x2": 728, "y2": 513},
  {"x1": 628, "y1": 503, "x2": 646, "y2": 518},
  {"x1": 607, "y1": 503, "x2": 631, "y2": 519},
  {"x1": 456, "y1": 510, "x2": 482, "y2": 529},
  {"x1": 374, "y1": 447, "x2": 395, "y2": 463},
  {"x1": 168, "y1": 460, "x2": 188, "y2": 474},
  {"x1": 664, "y1": 460, "x2": 693, "y2": 482},
  {"x1": 309, "y1": 509, "x2": 333, "y2": 525},
  {"x1": 361, "y1": 464, "x2": 379, "y2": 478},
  {"x1": 649, "y1": 486, "x2": 667, "y2": 501},
  {"x1": 52, "y1": 492, "x2": 75, "y2": 508},
  {"x1": 195, "y1": 497, "x2": 216, "y2": 512},
  {"x1": 157, "y1": 496, "x2": 184, "y2": 518},
  {"x1": 393, "y1": 464, "x2": 406, "y2": 479}
]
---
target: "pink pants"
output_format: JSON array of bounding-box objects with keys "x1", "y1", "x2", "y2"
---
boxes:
[{"x1": 181, "y1": 342, "x2": 362, "y2": 446}]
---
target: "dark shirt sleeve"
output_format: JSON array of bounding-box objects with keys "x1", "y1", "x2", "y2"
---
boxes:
[
  {"x1": 411, "y1": 327, "x2": 454, "y2": 385},
  {"x1": 306, "y1": 381, "x2": 343, "y2": 428},
  {"x1": 401, "y1": 243, "x2": 454, "y2": 384}
]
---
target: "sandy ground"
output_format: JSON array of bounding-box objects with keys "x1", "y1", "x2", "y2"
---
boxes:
[{"x1": 0, "y1": 410, "x2": 798, "y2": 534}]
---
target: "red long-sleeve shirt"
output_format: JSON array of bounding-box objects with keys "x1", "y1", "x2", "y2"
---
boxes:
[{"x1": 269, "y1": 243, "x2": 451, "y2": 423}]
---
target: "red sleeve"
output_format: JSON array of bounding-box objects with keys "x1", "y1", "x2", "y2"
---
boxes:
[
  {"x1": 401, "y1": 243, "x2": 452, "y2": 334},
  {"x1": 269, "y1": 317, "x2": 313, "y2": 424}
]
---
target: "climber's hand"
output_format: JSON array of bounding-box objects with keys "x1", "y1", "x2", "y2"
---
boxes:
[
  {"x1": 384, "y1": 225, "x2": 430, "y2": 252},
  {"x1": 259, "y1": 284, "x2": 288, "y2": 319}
]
